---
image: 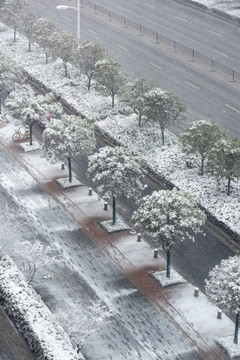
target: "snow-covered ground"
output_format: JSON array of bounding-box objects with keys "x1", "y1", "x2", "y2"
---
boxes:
[
  {"x1": 184, "y1": 0, "x2": 240, "y2": 19},
  {"x1": 0, "y1": 23, "x2": 239, "y2": 240},
  {"x1": 0, "y1": 131, "x2": 237, "y2": 359},
  {"x1": 0, "y1": 6, "x2": 240, "y2": 359}
]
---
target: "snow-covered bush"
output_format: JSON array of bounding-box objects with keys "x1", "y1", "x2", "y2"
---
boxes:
[{"x1": 0, "y1": 254, "x2": 80, "y2": 360}]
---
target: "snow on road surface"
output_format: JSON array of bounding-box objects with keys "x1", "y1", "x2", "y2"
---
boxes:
[{"x1": 0, "y1": 145, "x2": 205, "y2": 359}]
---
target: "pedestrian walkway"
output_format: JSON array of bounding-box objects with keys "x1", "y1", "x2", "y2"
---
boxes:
[{"x1": 0, "y1": 120, "x2": 239, "y2": 360}]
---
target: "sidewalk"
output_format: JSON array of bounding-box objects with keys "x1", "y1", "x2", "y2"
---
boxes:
[{"x1": 0, "y1": 121, "x2": 239, "y2": 360}]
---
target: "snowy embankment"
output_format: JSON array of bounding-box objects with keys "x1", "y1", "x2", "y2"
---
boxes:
[
  {"x1": 0, "y1": 254, "x2": 78, "y2": 360},
  {"x1": 0, "y1": 23, "x2": 240, "y2": 242},
  {"x1": 181, "y1": 0, "x2": 240, "y2": 21}
]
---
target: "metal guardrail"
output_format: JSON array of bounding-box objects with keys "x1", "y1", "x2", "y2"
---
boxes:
[{"x1": 81, "y1": 0, "x2": 240, "y2": 81}]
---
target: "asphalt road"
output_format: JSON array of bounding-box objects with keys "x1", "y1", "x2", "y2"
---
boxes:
[{"x1": 29, "y1": 0, "x2": 240, "y2": 138}]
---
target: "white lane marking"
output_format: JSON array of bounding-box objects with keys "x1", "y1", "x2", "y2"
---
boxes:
[
  {"x1": 225, "y1": 104, "x2": 240, "y2": 114},
  {"x1": 149, "y1": 62, "x2": 161, "y2": 69},
  {"x1": 88, "y1": 29, "x2": 98, "y2": 36},
  {"x1": 145, "y1": 3, "x2": 155, "y2": 8},
  {"x1": 175, "y1": 16, "x2": 188, "y2": 23},
  {"x1": 116, "y1": 44, "x2": 128, "y2": 51},
  {"x1": 184, "y1": 81, "x2": 199, "y2": 90},
  {"x1": 36, "y1": 2, "x2": 46, "y2": 8},
  {"x1": 61, "y1": 15, "x2": 72, "y2": 22},
  {"x1": 214, "y1": 49, "x2": 229, "y2": 58},
  {"x1": 209, "y1": 30, "x2": 223, "y2": 38}
]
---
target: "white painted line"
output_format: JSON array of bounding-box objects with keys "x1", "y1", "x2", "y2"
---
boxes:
[
  {"x1": 145, "y1": 3, "x2": 155, "y2": 8},
  {"x1": 116, "y1": 44, "x2": 128, "y2": 51},
  {"x1": 61, "y1": 15, "x2": 72, "y2": 22},
  {"x1": 36, "y1": 2, "x2": 46, "y2": 8},
  {"x1": 175, "y1": 16, "x2": 188, "y2": 23},
  {"x1": 214, "y1": 49, "x2": 229, "y2": 58},
  {"x1": 184, "y1": 81, "x2": 199, "y2": 90},
  {"x1": 87, "y1": 29, "x2": 98, "y2": 36},
  {"x1": 149, "y1": 62, "x2": 161, "y2": 69},
  {"x1": 209, "y1": 30, "x2": 223, "y2": 38},
  {"x1": 225, "y1": 104, "x2": 240, "y2": 114}
]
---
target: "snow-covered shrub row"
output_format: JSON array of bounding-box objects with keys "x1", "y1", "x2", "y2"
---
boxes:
[
  {"x1": 0, "y1": 24, "x2": 240, "y2": 240},
  {"x1": 96, "y1": 115, "x2": 240, "y2": 241},
  {"x1": 0, "y1": 254, "x2": 79, "y2": 360}
]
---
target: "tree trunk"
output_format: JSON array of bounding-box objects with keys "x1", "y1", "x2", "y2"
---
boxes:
[
  {"x1": 45, "y1": 52, "x2": 48, "y2": 64},
  {"x1": 29, "y1": 124, "x2": 33, "y2": 146},
  {"x1": 111, "y1": 94, "x2": 115, "y2": 108},
  {"x1": 64, "y1": 63, "x2": 68, "y2": 78},
  {"x1": 138, "y1": 113, "x2": 142, "y2": 127},
  {"x1": 227, "y1": 178, "x2": 231, "y2": 196},
  {"x1": 68, "y1": 157, "x2": 72, "y2": 183},
  {"x1": 112, "y1": 196, "x2": 116, "y2": 225},
  {"x1": 28, "y1": 264, "x2": 36, "y2": 284},
  {"x1": 28, "y1": 39, "x2": 31, "y2": 52},
  {"x1": 161, "y1": 127, "x2": 165, "y2": 145},
  {"x1": 200, "y1": 156, "x2": 204, "y2": 176},
  {"x1": 88, "y1": 77, "x2": 91, "y2": 91},
  {"x1": 166, "y1": 250, "x2": 171, "y2": 278},
  {"x1": 234, "y1": 313, "x2": 239, "y2": 344}
]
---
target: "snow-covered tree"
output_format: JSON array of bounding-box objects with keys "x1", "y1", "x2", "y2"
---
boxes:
[
  {"x1": 0, "y1": 53, "x2": 22, "y2": 114},
  {"x1": 180, "y1": 120, "x2": 224, "y2": 175},
  {"x1": 32, "y1": 17, "x2": 59, "y2": 64},
  {"x1": 2, "y1": 0, "x2": 28, "y2": 42},
  {"x1": 87, "y1": 146, "x2": 145, "y2": 224},
  {"x1": 133, "y1": 188, "x2": 206, "y2": 277},
  {"x1": 5, "y1": 84, "x2": 43, "y2": 145},
  {"x1": 41, "y1": 115, "x2": 96, "y2": 182},
  {"x1": 205, "y1": 256, "x2": 240, "y2": 344},
  {"x1": 0, "y1": 0, "x2": 5, "y2": 19},
  {"x1": 143, "y1": 88, "x2": 186, "y2": 145},
  {"x1": 55, "y1": 299, "x2": 111, "y2": 355},
  {"x1": 19, "y1": 4, "x2": 37, "y2": 52},
  {"x1": 40, "y1": 92, "x2": 63, "y2": 120},
  {"x1": 207, "y1": 138, "x2": 240, "y2": 195},
  {"x1": 121, "y1": 78, "x2": 153, "y2": 127},
  {"x1": 0, "y1": 203, "x2": 26, "y2": 259},
  {"x1": 15, "y1": 240, "x2": 54, "y2": 283},
  {"x1": 48, "y1": 30, "x2": 76, "y2": 77},
  {"x1": 94, "y1": 57, "x2": 127, "y2": 108},
  {"x1": 73, "y1": 40, "x2": 105, "y2": 90}
]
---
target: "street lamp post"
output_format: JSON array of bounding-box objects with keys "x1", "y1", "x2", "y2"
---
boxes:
[{"x1": 56, "y1": 0, "x2": 80, "y2": 39}]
